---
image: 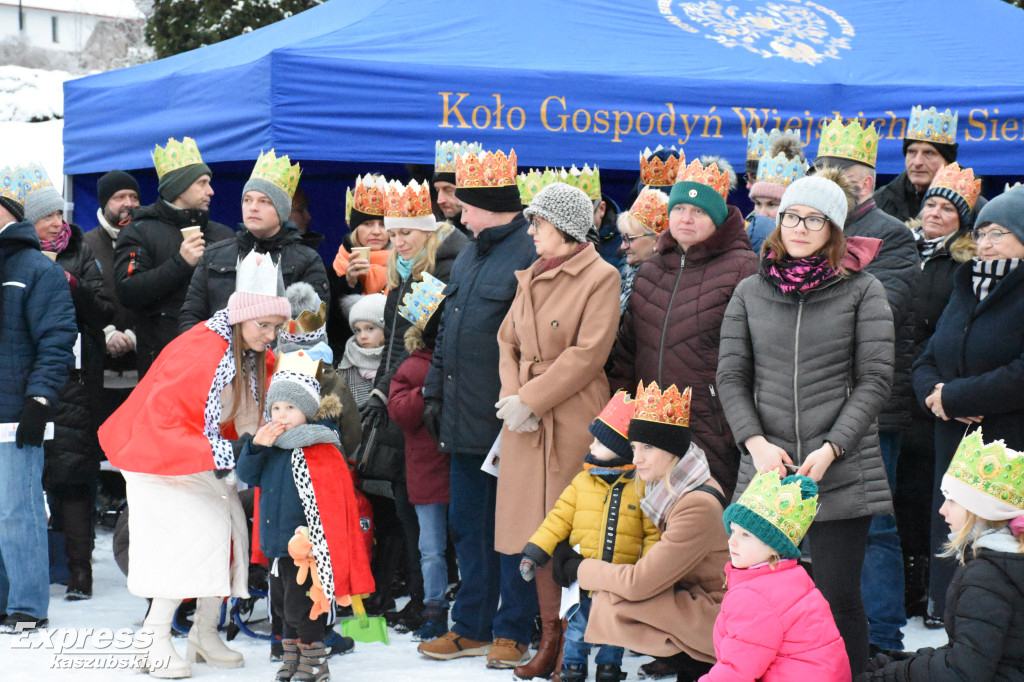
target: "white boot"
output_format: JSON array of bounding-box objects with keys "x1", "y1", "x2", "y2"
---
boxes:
[
  {"x1": 185, "y1": 597, "x2": 244, "y2": 668},
  {"x1": 138, "y1": 598, "x2": 191, "y2": 679}
]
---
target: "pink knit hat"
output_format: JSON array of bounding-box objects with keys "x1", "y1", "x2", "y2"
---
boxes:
[
  {"x1": 748, "y1": 180, "x2": 786, "y2": 202},
  {"x1": 227, "y1": 291, "x2": 291, "y2": 325}
]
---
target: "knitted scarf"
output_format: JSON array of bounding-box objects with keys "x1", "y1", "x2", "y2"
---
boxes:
[
  {"x1": 273, "y1": 423, "x2": 340, "y2": 450},
  {"x1": 640, "y1": 442, "x2": 711, "y2": 530},
  {"x1": 763, "y1": 252, "x2": 840, "y2": 294},
  {"x1": 914, "y1": 228, "x2": 952, "y2": 264},
  {"x1": 40, "y1": 221, "x2": 72, "y2": 253},
  {"x1": 619, "y1": 263, "x2": 638, "y2": 315},
  {"x1": 972, "y1": 258, "x2": 1021, "y2": 301},
  {"x1": 396, "y1": 254, "x2": 414, "y2": 281},
  {"x1": 339, "y1": 335, "x2": 382, "y2": 379}
]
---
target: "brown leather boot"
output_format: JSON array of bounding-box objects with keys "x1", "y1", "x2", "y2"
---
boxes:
[
  {"x1": 549, "y1": 620, "x2": 566, "y2": 681},
  {"x1": 514, "y1": 565, "x2": 562, "y2": 679}
]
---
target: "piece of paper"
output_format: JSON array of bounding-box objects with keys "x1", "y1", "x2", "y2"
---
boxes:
[
  {"x1": 481, "y1": 432, "x2": 501, "y2": 477},
  {"x1": 559, "y1": 544, "x2": 583, "y2": 619},
  {"x1": 0, "y1": 422, "x2": 55, "y2": 443}
]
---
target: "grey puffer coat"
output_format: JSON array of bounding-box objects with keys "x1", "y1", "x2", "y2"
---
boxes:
[{"x1": 717, "y1": 264, "x2": 895, "y2": 521}]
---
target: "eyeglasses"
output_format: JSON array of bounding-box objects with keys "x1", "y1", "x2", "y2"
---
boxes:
[
  {"x1": 971, "y1": 228, "x2": 1010, "y2": 243},
  {"x1": 250, "y1": 320, "x2": 285, "y2": 335},
  {"x1": 621, "y1": 232, "x2": 658, "y2": 246},
  {"x1": 779, "y1": 212, "x2": 828, "y2": 232}
]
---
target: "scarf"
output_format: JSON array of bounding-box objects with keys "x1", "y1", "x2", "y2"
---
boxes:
[
  {"x1": 533, "y1": 242, "x2": 588, "y2": 276},
  {"x1": 96, "y1": 208, "x2": 120, "y2": 244},
  {"x1": 395, "y1": 254, "x2": 414, "y2": 281},
  {"x1": 763, "y1": 252, "x2": 840, "y2": 294},
  {"x1": 973, "y1": 526, "x2": 1021, "y2": 554},
  {"x1": 972, "y1": 258, "x2": 1021, "y2": 301},
  {"x1": 619, "y1": 263, "x2": 638, "y2": 315},
  {"x1": 40, "y1": 221, "x2": 72, "y2": 253},
  {"x1": 274, "y1": 423, "x2": 340, "y2": 450},
  {"x1": 914, "y1": 228, "x2": 951, "y2": 264},
  {"x1": 339, "y1": 335, "x2": 382, "y2": 374},
  {"x1": 640, "y1": 442, "x2": 711, "y2": 530}
]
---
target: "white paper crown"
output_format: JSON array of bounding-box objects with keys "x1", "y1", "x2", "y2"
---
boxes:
[{"x1": 235, "y1": 251, "x2": 283, "y2": 298}]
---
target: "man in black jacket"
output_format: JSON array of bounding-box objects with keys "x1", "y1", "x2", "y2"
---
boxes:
[
  {"x1": 114, "y1": 138, "x2": 234, "y2": 377},
  {"x1": 178, "y1": 151, "x2": 328, "y2": 335}
]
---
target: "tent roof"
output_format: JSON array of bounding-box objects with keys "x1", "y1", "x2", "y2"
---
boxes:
[{"x1": 63, "y1": 0, "x2": 1024, "y2": 175}]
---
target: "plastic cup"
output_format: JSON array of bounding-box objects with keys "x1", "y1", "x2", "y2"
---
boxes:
[
  {"x1": 42, "y1": 250, "x2": 57, "y2": 261},
  {"x1": 180, "y1": 226, "x2": 202, "y2": 239},
  {"x1": 351, "y1": 246, "x2": 371, "y2": 261}
]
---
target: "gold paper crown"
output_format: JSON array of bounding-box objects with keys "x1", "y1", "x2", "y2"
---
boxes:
[
  {"x1": 734, "y1": 471, "x2": 818, "y2": 549},
  {"x1": 639, "y1": 146, "x2": 681, "y2": 188},
  {"x1": 629, "y1": 188, "x2": 669, "y2": 234},
  {"x1": 435, "y1": 140, "x2": 483, "y2": 174},
  {"x1": 0, "y1": 166, "x2": 24, "y2": 205},
  {"x1": 746, "y1": 128, "x2": 781, "y2": 162},
  {"x1": 152, "y1": 136, "x2": 204, "y2": 179},
  {"x1": 398, "y1": 272, "x2": 447, "y2": 330},
  {"x1": 385, "y1": 179, "x2": 433, "y2": 219},
  {"x1": 907, "y1": 106, "x2": 958, "y2": 146},
  {"x1": 21, "y1": 162, "x2": 55, "y2": 196},
  {"x1": 517, "y1": 168, "x2": 560, "y2": 205},
  {"x1": 287, "y1": 301, "x2": 327, "y2": 335},
  {"x1": 929, "y1": 162, "x2": 982, "y2": 211},
  {"x1": 816, "y1": 116, "x2": 879, "y2": 168},
  {"x1": 944, "y1": 430, "x2": 1024, "y2": 514},
  {"x1": 632, "y1": 381, "x2": 691, "y2": 428},
  {"x1": 249, "y1": 149, "x2": 301, "y2": 199},
  {"x1": 455, "y1": 149, "x2": 517, "y2": 188},
  {"x1": 272, "y1": 349, "x2": 322, "y2": 380},
  {"x1": 675, "y1": 158, "x2": 731, "y2": 202},
  {"x1": 755, "y1": 152, "x2": 807, "y2": 189},
  {"x1": 346, "y1": 174, "x2": 387, "y2": 223},
  {"x1": 568, "y1": 164, "x2": 601, "y2": 201}
]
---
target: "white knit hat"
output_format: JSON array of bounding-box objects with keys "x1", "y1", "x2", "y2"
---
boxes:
[
  {"x1": 778, "y1": 175, "x2": 849, "y2": 230},
  {"x1": 348, "y1": 293, "x2": 386, "y2": 332},
  {"x1": 523, "y1": 182, "x2": 593, "y2": 242}
]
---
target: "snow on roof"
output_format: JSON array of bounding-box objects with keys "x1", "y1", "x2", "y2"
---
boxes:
[
  {"x1": 0, "y1": 0, "x2": 145, "y2": 20},
  {"x1": 0, "y1": 65, "x2": 69, "y2": 123},
  {"x1": 1, "y1": 119, "x2": 64, "y2": 188}
]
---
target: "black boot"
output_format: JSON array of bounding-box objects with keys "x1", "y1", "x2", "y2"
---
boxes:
[
  {"x1": 560, "y1": 663, "x2": 588, "y2": 682},
  {"x1": 61, "y1": 495, "x2": 95, "y2": 601},
  {"x1": 596, "y1": 663, "x2": 627, "y2": 682}
]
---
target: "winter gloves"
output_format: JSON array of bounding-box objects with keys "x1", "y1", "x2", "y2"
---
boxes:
[
  {"x1": 551, "y1": 542, "x2": 583, "y2": 588},
  {"x1": 495, "y1": 395, "x2": 540, "y2": 433},
  {"x1": 360, "y1": 394, "x2": 388, "y2": 431},
  {"x1": 15, "y1": 397, "x2": 49, "y2": 449},
  {"x1": 423, "y1": 398, "x2": 443, "y2": 443},
  {"x1": 519, "y1": 556, "x2": 537, "y2": 582}
]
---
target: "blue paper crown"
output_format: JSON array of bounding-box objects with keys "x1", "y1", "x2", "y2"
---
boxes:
[
  {"x1": 756, "y1": 151, "x2": 807, "y2": 188},
  {"x1": 398, "y1": 272, "x2": 447, "y2": 330},
  {"x1": 0, "y1": 166, "x2": 27, "y2": 204},
  {"x1": 746, "y1": 128, "x2": 781, "y2": 161},
  {"x1": 435, "y1": 140, "x2": 483, "y2": 174}
]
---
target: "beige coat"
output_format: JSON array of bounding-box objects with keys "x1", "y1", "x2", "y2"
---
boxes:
[
  {"x1": 494, "y1": 244, "x2": 620, "y2": 555},
  {"x1": 579, "y1": 484, "x2": 730, "y2": 663}
]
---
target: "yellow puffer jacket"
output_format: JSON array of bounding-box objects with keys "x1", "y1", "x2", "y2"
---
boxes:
[{"x1": 523, "y1": 467, "x2": 660, "y2": 565}]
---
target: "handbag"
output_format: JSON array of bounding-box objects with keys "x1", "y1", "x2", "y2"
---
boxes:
[{"x1": 353, "y1": 419, "x2": 404, "y2": 484}]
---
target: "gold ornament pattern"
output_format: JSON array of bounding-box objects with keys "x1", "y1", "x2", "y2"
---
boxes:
[
  {"x1": 456, "y1": 149, "x2": 517, "y2": 188},
  {"x1": 816, "y1": 115, "x2": 879, "y2": 167},
  {"x1": 946, "y1": 430, "x2": 1024, "y2": 512},
  {"x1": 152, "y1": 136, "x2": 204, "y2": 178},
  {"x1": 675, "y1": 158, "x2": 731, "y2": 201},
  {"x1": 640, "y1": 146, "x2": 682, "y2": 188},
  {"x1": 249, "y1": 149, "x2": 301, "y2": 199},
  {"x1": 629, "y1": 188, "x2": 670, "y2": 234},
  {"x1": 346, "y1": 174, "x2": 387, "y2": 223},
  {"x1": 907, "y1": 106, "x2": 958, "y2": 146},
  {"x1": 929, "y1": 163, "x2": 981, "y2": 211},
  {"x1": 632, "y1": 381, "x2": 692, "y2": 428},
  {"x1": 385, "y1": 180, "x2": 433, "y2": 219},
  {"x1": 735, "y1": 471, "x2": 818, "y2": 547}
]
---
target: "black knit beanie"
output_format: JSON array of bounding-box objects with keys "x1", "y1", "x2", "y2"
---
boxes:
[
  {"x1": 455, "y1": 185, "x2": 523, "y2": 213},
  {"x1": 433, "y1": 171, "x2": 457, "y2": 185},
  {"x1": 0, "y1": 196, "x2": 25, "y2": 222},
  {"x1": 97, "y1": 170, "x2": 140, "y2": 209},
  {"x1": 627, "y1": 419, "x2": 691, "y2": 459},
  {"x1": 158, "y1": 162, "x2": 212, "y2": 202}
]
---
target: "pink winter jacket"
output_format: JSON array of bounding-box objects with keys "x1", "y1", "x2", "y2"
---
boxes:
[{"x1": 700, "y1": 559, "x2": 850, "y2": 682}]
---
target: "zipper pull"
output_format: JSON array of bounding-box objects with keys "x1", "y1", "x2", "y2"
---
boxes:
[
  {"x1": 127, "y1": 251, "x2": 137, "y2": 277},
  {"x1": 708, "y1": 384, "x2": 717, "y2": 398}
]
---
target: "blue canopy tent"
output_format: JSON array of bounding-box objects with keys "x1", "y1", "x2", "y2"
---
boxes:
[{"x1": 62, "y1": 0, "x2": 1024, "y2": 245}]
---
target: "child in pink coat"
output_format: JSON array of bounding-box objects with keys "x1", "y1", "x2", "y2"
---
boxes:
[{"x1": 701, "y1": 472, "x2": 850, "y2": 682}]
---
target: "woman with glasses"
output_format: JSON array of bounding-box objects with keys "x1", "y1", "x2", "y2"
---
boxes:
[
  {"x1": 911, "y1": 185, "x2": 1024, "y2": 624},
  {"x1": 717, "y1": 168, "x2": 895, "y2": 677},
  {"x1": 615, "y1": 187, "x2": 668, "y2": 315}
]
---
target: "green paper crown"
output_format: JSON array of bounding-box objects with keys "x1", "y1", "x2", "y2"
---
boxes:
[
  {"x1": 724, "y1": 471, "x2": 817, "y2": 558},
  {"x1": 945, "y1": 430, "x2": 1024, "y2": 515},
  {"x1": 568, "y1": 164, "x2": 601, "y2": 201},
  {"x1": 517, "y1": 168, "x2": 561, "y2": 205},
  {"x1": 250, "y1": 149, "x2": 301, "y2": 199},
  {"x1": 152, "y1": 136, "x2": 205, "y2": 179},
  {"x1": 816, "y1": 116, "x2": 879, "y2": 168},
  {"x1": 398, "y1": 272, "x2": 446, "y2": 330}
]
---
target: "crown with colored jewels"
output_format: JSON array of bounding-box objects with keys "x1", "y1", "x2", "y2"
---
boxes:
[
  {"x1": 930, "y1": 162, "x2": 982, "y2": 211},
  {"x1": 675, "y1": 158, "x2": 731, "y2": 202},
  {"x1": 273, "y1": 349, "x2": 322, "y2": 379},
  {"x1": 21, "y1": 162, "x2": 55, "y2": 196},
  {"x1": 756, "y1": 151, "x2": 807, "y2": 189},
  {"x1": 0, "y1": 166, "x2": 25, "y2": 205},
  {"x1": 517, "y1": 168, "x2": 561, "y2": 205},
  {"x1": 435, "y1": 140, "x2": 483, "y2": 174},
  {"x1": 817, "y1": 116, "x2": 879, "y2": 168},
  {"x1": 398, "y1": 272, "x2": 446, "y2": 330},
  {"x1": 152, "y1": 136, "x2": 205, "y2": 179},
  {"x1": 907, "y1": 106, "x2": 958, "y2": 146},
  {"x1": 943, "y1": 430, "x2": 1024, "y2": 517},
  {"x1": 639, "y1": 146, "x2": 681, "y2": 188},
  {"x1": 568, "y1": 164, "x2": 601, "y2": 201},
  {"x1": 456, "y1": 149, "x2": 517, "y2": 189},
  {"x1": 734, "y1": 471, "x2": 818, "y2": 549},
  {"x1": 632, "y1": 381, "x2": 691, "y2": 428},
  {"x1": 746, "y1": 127, "x2": 782, "y2": 162},
  {"x1": 385, "y1": 179, "x2": 433, "y2": 219},
  {"x1": 629, "y1": 187, "x2": 669, "y2": 234},
  {"x1": 249, "y1": 149, "x2": 301, "y2": 199},
  {"x1": 346, "y1": 174, "x2": 387, "y2": 223}
]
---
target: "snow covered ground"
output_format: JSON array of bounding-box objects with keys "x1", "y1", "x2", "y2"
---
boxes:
[
  {"x1": 2, "y1": 527, "x2": 946, "y2": 681},
  {"x1": 1, "y1": 65, "x2": 67, "y2": 187}
]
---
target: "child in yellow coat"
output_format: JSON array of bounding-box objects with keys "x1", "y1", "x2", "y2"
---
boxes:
[{"x1": 520, "y1": 391, "x2": 660, "y2": 682}]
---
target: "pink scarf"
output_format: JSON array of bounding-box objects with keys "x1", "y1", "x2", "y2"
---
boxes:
[{"x1": 40, "y1": 221, "x2": 72, "y2": 254}]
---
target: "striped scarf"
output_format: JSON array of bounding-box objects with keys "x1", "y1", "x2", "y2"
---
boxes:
[
  {"x1": 640, "y1": 442, "x2": 711, "y2": 530},
  {"x1": 972, "y1": 258, "x2": 1021, "y2": 301}
]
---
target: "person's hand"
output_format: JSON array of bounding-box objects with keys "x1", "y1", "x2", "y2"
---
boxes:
[
  {"x1": 179, "y1": 232, "x2": 205, "y2": 267},
  {"x1": 345, "y1": 257, "x2": 370, "y2": 287},
  {"x1": 253, "y1": 420, "x2": 285, "y2": 447},
  {"x1": 516, "y1": 412, "x2": 542, "y2": 433},
  {"x1": 15, "y1": 398, "x2": 49, "y2": 449},
  {"x1": 551, "y1": 542, "x2": 583, "y2": 587},
  {"x1": 495, "y1": 395, "x2": 536, "y2": 432},
  {"x1": 746, "y1": 435, "x2": 793, "y2": 478},
  {"x1": 423, "y1": 398, "x2": 443, "y2": 443},
  {"x1": 796, "y1": 443, "x2": 836, "y2": 482},
  {"x1": 360, "y1": 395, "x2": 388, "y2": 429},
  {"x1": 924, "y1": 383, "x2": 948, "y2": 420},
  {"x1": 106, "y1": 330, "x2": 133, "y2": 357},
  {"x1": 519, "y1": 556, "x2": 537, "y2": 582}
]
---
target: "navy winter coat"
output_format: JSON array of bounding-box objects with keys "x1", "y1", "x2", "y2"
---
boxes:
[{"x1": 236, "y1": 438, "x2": 306, "y2": 559}]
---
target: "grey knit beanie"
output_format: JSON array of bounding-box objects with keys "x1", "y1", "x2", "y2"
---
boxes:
[
  {"x1": 523, "y1": 182, "x2": 592, "y2": 242},
  {"x1": 976, "y1": 185, "x2": 1024, "y2": 244},
  {"x1": 778, "y1": 175, "x2": 849, "y2": 230},
  {"x1": 267, "y1": 370, "x2": 321, "y2": 421},
  {"x1": 24, "y1": 185, "x2": 65, "y2": 224},
  {"x1": 348, "y1": 293, "x2": 387, "y2": 333},
  {"x1": 243, "y1": 177, "x2": 291, "y2": 225}
]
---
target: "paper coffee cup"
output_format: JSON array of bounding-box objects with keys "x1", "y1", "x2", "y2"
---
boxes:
[
  {"x1": 180, "y1": 227, "x2": 202, "y2": 239},
  {"x1": 42, "y1": 251, "x2": 57, "y2": 261},
  {"x1": 351, "y1": 246, "x2": 371, "y2": 261}
]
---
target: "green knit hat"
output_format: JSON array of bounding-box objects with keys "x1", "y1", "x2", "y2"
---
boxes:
[
  {"x1": 723, "y1": 472, "x2": 818, "y2": 559},
  {"x1": 666, "y1": 157, "x2": 731, "y2": 227}
]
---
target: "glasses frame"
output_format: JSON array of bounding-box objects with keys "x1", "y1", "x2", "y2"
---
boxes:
[
  {"x1": 620, "y1": 232, "x2": 659, "y2": 246},
  {"x1": 779, "y1": 211, "x2": 828, "y2": 232},
  {"x1": 970, "y1": 227, "x2": 1009, "y2": 243},
  {"x1": 249, "y1": 319, "x2": 285, "y2": 335}
]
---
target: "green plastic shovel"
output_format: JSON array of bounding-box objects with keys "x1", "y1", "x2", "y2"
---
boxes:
[{"x1": 340, "y1": 594, "x2": 389, "y2": 645}]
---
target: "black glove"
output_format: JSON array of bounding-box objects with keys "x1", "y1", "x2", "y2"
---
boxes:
[
  {"x1": 16, "y1": 398, "x2": 49, "y2": 449},
  {"x1": 551, "y1": 541, "x2": 583, "y2": 588},
  {"x1": 423, "y1": 398, "x2": 443, "y2": 443},
  {"x1": 360, "y1": 395, "x2": 388, "y2": 430}
]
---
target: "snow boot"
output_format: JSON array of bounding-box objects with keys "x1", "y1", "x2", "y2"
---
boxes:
[
  {"x1": 515, "y1": 565, "x2": 562, "y2": 679},
  {"x1": 323, "y1": 628, "x2": 355, "y2": 656},
  {"x1": 275, "y1": 639, "x2": 300, "y2": 681},
  {"x1": 271, "y1": 633, "x2": 284, "y2": 661},
  {"x1": 596, "y1": 663, "x2": 627, "y2": 681},
  {"x1": 139, "y1": 598, "x2": 191, "y2": 679},
  {"x1": 559, "y1": 662, "x2": 588, "y2": 682},
  {"x1": 387, "y1": 597, "x2": 425, "y2": 632},
  {"x1": 62, "y1": 495, "x2": 94, "y2": 601},
  {"x1": 293, "y1": 641, "x2": 330, "y2": 682},
  {"x1": 185, "y1": 597, "x2": 243, "y2": 668},
  {"x1": 412, "y1": 605, "x2": 448, "y2": 642}
]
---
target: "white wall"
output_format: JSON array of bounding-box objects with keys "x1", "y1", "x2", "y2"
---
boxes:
[{"x1": 0, "y1": 6, "x2": 112, "y2": 52}]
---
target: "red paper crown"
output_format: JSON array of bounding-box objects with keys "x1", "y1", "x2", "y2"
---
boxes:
[
  {"x1": 385, "y1": 179, "x2": 433, "y2": 219},
  {"x1": 455, "y1": 149, "x2": 518, "y2": 188},
  {"x1": 595, "y1": 390, "x2": 637, "y2": 439},
  {"x1": 930, "y1": 162, "x2": 982, "y2": 211},
  {"x1": 675, "y1": 158, "x2": 731, "y2": 202},
  {"x1": 632, "y1": 381, "x2": 691, "y2": 428},
  {"x1": 348, "y1": 174, "x2": 387, "y2": 218},
  {"x1": 629, "y1": 188, "x2": 669, "y2": 234},
  {"x1": 639, "y1": 147, "x2": 682, "y2": 188}
]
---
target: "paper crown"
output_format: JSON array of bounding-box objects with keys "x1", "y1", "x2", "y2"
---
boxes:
[
  {"x1": 639, "y1": 146, "x2": 682, "y2": 188},
  {"x1": 518, "y1": 169, "x2": 560, "y2": 205},
  {"x1": 728, "y1": 471, "x2": 818, "y2": 557},
  {"x1": 593, "y1": 390, "x2": 636, "y2": 440},
  {"x1": 287, "y1": 301, "x2": 327, "y2": 335},
  {"x1": 385, "y1": 179, "x2": 433, "y2": 218},
  {"x1": 152, "y1": 136, "x2": 204, "y2": 179},
  {"x1": 929, "y1": 162, "x2": 982, "y2": 212},
  {"x1": 816, "y1": 116, "x2": 879, "y2": 168},
  {"x1": 942, "y1": 430, "x2": 1024, "y2": 520},
  {"x1": 435, "y1": 140, "x2": 483, "y2": 174},
  {"x1": 632, "y1": 381, "x2": 691, "y2": 428},
  {"x1": 272, "y1": 349, "x2": 322, "y2": 379},
  {"x1": 675, "y1": 158, "x2": 731, "y2": 202},
  {"x1": 456, "y1": 149, "x2": 517, "y2": 188},
  {"x1": 235, "y1": 251, "x2": 283, "y2": 298},
  {"x1": 346, "y1": 174, "x2": 387, "y2": 223},
  {"x1": 249, "y1": 149, "x2": 301, "y2": 199},
  {"x1": 755, "y1": 151, "x2": 808, "y2": 189},
  {"x1": 628, "y1": 187, "x2": 669, "y2": 234},
  {"x1": 746, "y1": 128, "x2": 782, "y2": 162},
  {"x1": 20, "y1": 162, "x2": 55, "y2": 197},
  {"x1": 907, "y1": 106, "x2": 958, "y2": 146},
  {"x1": 0, "y1": 166, "x2": 25, "y2": 205},
  {"x1": 398, "y1": 272, "x2": 446, "y2": 330},
  {"x1": 568, "y1": 164, "x2": 601, "y2": 201}
]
